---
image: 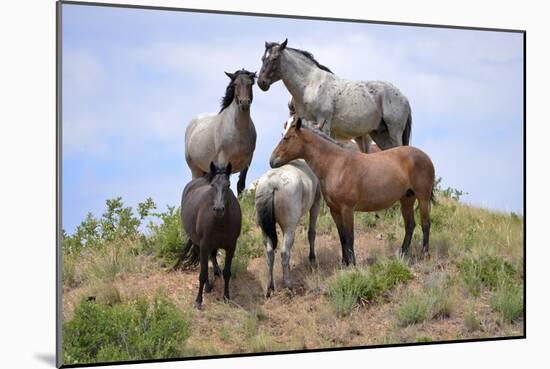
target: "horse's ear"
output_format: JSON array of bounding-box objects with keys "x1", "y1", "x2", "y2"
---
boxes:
[
  {"x1": 225, "y1": 71, "x2": 235, "y2": 80},
  {"x1": 226, "y1": 162, "x2": 232, "y2": 176},
  {"x1": 210, "y1": 161, "x2": 216, "y2": 173},
  {"x1": 296, "y1": 117, "x2": 302, "y2": 130},
  {"x1": 280, "y1": 38, "x2": 288, "y2": 49},
  {"x1": 265, "y1": 41, "x2": 270, "y2": 49}
]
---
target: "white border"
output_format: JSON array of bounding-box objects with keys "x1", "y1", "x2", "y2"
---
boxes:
[{"x1": 1, "y1": 1, "x2": 546, "y2": 368}]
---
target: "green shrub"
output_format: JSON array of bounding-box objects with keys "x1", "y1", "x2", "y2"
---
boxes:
[
  {"x1": 458, "y1": 255, "x2": 518, "y2": 297},
  {"x1": 464, "y1": 309, "x2": 482, "y2": 332},
  {"x1": 147, "y1": 206, "x2": 185, "y2": 266},
  {"x1": 426, "y1": 282, "x2": 454, "y2": 319},
  {"x1": 328, "y1": 259, "x2": 413, "y2": 317},
  {"x1": 397, "y1": 292, "x2": 430, "y2": 326},
  {"x1": 63, "y1": 296, "x2": 191, "y2": 365},
  {"x1": 416, "y1": 336, "x2": 433, "y2": 343},
  {"x1": 491, "y1": 278, "x2": 523, "y2": 322}
]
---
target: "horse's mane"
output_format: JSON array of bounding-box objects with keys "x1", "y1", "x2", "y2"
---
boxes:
[
  {"x1": 219, "y1": 69, "x2": 255, "y2": 113},
  {"x1": 288, "y1": 47, "x2": 333, "y2": 74},
  {"x1": 300, "y1": 120, "x2": 345, "y2": 148}
]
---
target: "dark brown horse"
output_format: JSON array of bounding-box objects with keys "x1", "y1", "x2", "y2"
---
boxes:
[
  {"x1": 176, "y1": 162, "x2": 242, "y2": 309},
  {"x1": 270, "y1": 116, "x2": 435, "y2": 265}
]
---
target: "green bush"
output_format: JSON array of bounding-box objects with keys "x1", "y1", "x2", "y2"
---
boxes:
[
  {"x1": 328, "y1": 259, "x2": 413, "y2": 317},
  {"x1": 147, "y1": 206, "x2": 185, "y2": 266},
  {"x1": 63, "y1": 296, "x2": 191, "y2": 365},
  {"x1": 397, "y1": 292, "x2": 430, "y2": 326},
  {"x1": 491, "y1": 278, "x2": 523, "y2": 322},
  {"x1": 464, "y1": 308, "x2": 482, "y2": 332},
  {"x1": 458, "y1": 255, "x2": 518, "y2": 297}
]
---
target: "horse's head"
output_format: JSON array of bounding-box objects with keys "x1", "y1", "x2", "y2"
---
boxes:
[
  {"x1": 224, "y1": 69, "x2": 256, "y2": 112},
  {"x1": 258, "y1": 38, "x2": 288, "y2": 91},
  {"x1": 208, "y1": 162, "x2": 232, "y2": 218},
  {"x1": 270, "y1": 115, "x2": 305, "y2": 168}
]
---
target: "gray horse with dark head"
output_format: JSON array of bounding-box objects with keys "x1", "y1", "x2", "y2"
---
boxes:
[{"x1": 185, "y1": 69, "x2": 257, "y2": 195}]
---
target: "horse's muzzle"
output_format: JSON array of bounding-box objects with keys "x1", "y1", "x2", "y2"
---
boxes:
[
  {"x1": 269, "y1": 155, "x2": 282, "y2": 168},
  {"x1": 238, "y1": 99, "x2": 251, "y2": 111},
  {"x1": 258, "y1": 79, "x2": 270, "y2": 91},
  {"x1": 213, "y1": 206, "x2": 225, "y2": 218}
]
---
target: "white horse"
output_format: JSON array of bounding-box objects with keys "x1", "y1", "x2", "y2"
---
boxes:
[
  {"x1": 185, "y1": 69, "x2": 257, "y2": 195},
  {"x1": 255, "y1": 131, "x2": 322, "y2": 296},
  {"x1": 258, "y1": 39, "x2": 412, "y2": 152}
]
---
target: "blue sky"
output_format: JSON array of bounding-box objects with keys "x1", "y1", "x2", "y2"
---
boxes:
[{"x1": 62, "y1": 4, "x2": 524, "y2": 233}]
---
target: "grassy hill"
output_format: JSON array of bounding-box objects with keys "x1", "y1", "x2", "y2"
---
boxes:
[{"x1": 60, "y1": 181, "x2": 524, "y2": 365}]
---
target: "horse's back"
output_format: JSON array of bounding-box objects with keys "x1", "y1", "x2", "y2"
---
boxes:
[
  {"x1": 256, "y1": 160, "x2": 317, "y2": 228},
  {"x1": 185, "y1": 113, "x2": 218, "y2": 172}
]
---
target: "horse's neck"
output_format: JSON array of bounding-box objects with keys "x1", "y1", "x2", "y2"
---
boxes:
[
  {"x1": 280, "y1": 50, "x2": 319, "y2": 104},
  {"x1": 220, "y1": 100, "x2": 251, "y2": 132},
  {"x1": 300, "y1": 131, "x2": 344, "y2": 180}
]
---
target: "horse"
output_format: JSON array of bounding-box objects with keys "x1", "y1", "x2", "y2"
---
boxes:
[
  {"x1": 185, "y1": 69, "x2": 257, "y2": 195},
  {"x1": 176, "y1": 162, "x2": 242, "y2": 309},
  {"x1": 255, "y1": 149, "x2": 321, "y2": 297},
  {"x1": 269, "y1": 116, "x2": 435, "y2": 266},
  {"x1": 258, "y1": 39, "x2": 412, "y2": 152}
]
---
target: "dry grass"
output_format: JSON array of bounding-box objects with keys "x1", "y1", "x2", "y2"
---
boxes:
[{"x1": 62, "y1": 195, "x2": 524, "y2": 358}]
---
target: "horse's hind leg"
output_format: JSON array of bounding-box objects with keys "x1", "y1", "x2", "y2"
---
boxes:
[
  {"x1": 194, "y1": 246, "x2": 210, "y2": 309},
  {"x1": 237, "y1": 166, "x2": 249, "y2": 196},
  {"x1": 265, "y1": 237, "x2": 275, "y2": 297},
  {"x1": 308, "y1": 189, "x2": 322, "y2": 263},
  {"x1": 281, "y1": 229, "x2": 296, "y2": 289},
  {"x1": 222, "y1": 247, "x2": 235, "y2": 301},
  {"x1": 399, "y1": 195, "x2": 416, "y2": 256},
  {"x1": 210, "y1": 250, "x2": 221, "y2": 277},
  {"x1": 418, "y1": 198, "x2": 431, "y2": 257}
]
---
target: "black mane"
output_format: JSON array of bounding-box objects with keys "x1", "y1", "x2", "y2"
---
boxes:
[
  {"x1": 288, "y1": 47, "x2": 333, "y2": 74},
  {"x1": 219, "y1": 69, "x2": 255, "y2": 113}
]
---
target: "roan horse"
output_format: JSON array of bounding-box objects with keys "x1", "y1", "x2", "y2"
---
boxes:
[
  {"x1": 258, "y1": 39, "x2": 412, "y2": 152},
  {"x1": 270, "y1": 116, "x2": 435, "y2": 265},
  {"x1": 255, "y1": 149, "x2": 321, "y2": 296},
  {"x1": 176, "y1": 162, "x2": 242, "y2": 309},
  {"x1": 185, "y1": 69, "x2": 257, "y2": 195}
]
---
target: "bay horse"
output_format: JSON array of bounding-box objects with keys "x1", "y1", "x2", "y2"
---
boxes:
[
  {"x1": 259, "y1": 39, "x2": 412, "y2": 152},
  {"x1": 270, "y1": 116, "x2": 435, "y2": 265},
  {"x1": 176, "y1": 162, "x2": 242, "y2": 309},
  {"x1": 185, "y1": 69, "x2": 257, "y2": 195},
  {"x1": 255, "y1": 156, "x2": 321, "y2": 297}
]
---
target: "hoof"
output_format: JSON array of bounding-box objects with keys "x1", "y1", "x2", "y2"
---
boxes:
[
  {"x1": 266, "y1": 286, "x2": 274, "y2": 298},
  {"x1": 193, "y1": 301, "x2": 203, "y2": 310},
  {"x1": 223, "y1": 295, "x2": 230, "y2": 303},
  {"x1": 205, "y1": 282, "x2": 213, "y2": 293}
]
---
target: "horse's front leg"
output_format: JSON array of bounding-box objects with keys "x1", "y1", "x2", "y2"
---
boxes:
[
  {"x1": 222, "y1": 247, "x2": 235, "y2": 301},
  {"x1": 317, "y1": 117, "x2": 332, "y2": 135},
  {"x1": 194, "y1": 246, "x2": 210, "y2": 309},
  {"x1": 308, "y1": 188, "x2": 322, "y2": 263},
  {"x1": 237, "y1": 165, "x2": 249, "y2": 196},
  {"x1": 331, "y1": 207, "x2": 356, "y2": 266}
]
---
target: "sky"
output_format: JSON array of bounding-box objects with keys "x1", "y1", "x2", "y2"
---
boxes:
[{"x1": 62, "y1": 4, "x2": 524, "y2": 233}]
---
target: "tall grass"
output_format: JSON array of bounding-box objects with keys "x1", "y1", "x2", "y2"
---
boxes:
[{"x1": 328, "y1": 258, "x2": 413, "y2": 317}]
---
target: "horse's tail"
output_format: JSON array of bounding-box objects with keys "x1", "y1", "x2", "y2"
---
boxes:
[
  {"x1": 256, "y1": 187, "x2": 278, "y2": 251},
  {"x1": 173, "y1": 239, "x2": 200, "y2": 270},
  {"x1": 402, "y1": 111, "x2": 412, "y2": 146}
]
